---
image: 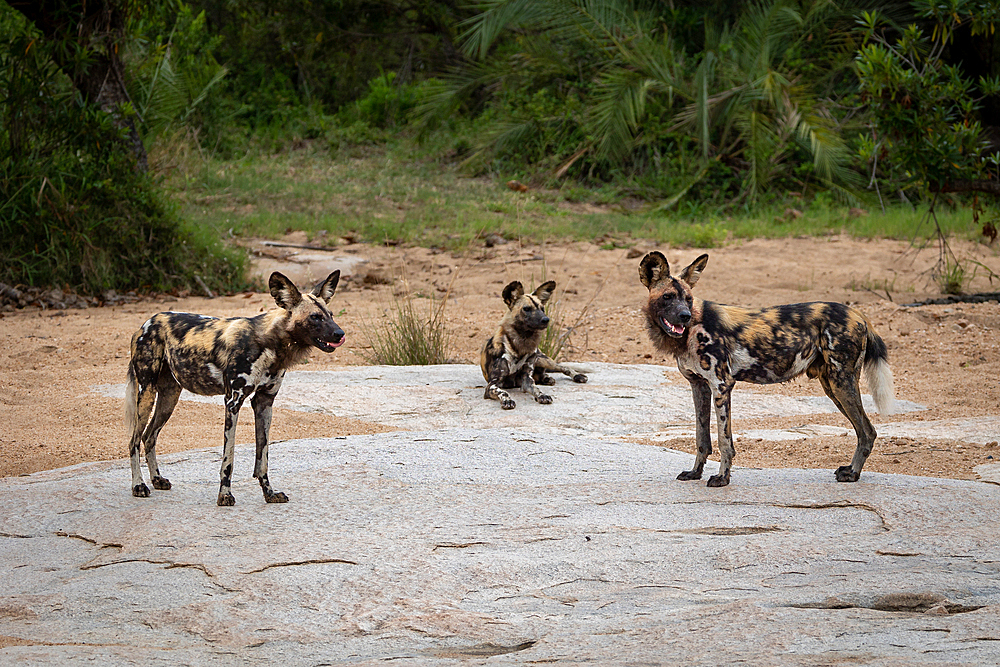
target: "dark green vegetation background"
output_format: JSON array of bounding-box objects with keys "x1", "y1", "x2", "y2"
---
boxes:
[{"x1": 3, "y1": 0, "x2": 999, "y2": 295}]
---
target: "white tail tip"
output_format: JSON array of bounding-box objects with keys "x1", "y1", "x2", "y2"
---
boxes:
[{"x1": 865, "y1": 359, "x2": 896, "y2": 415}]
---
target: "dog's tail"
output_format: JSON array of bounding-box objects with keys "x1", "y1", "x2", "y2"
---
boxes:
[
  {"x1": 124, "y1": 363, "x2": 140, "y2": 438},
  {"x1": 863, "y1": 327, "x2": 895, "y2": 415}
]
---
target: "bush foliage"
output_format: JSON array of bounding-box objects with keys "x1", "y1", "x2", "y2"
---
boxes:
[
  {"x1": 1, "y1": 4, "x2": 246, "y2": 295},
  {"x1": 3, "y1": 0, "x2": 999, "y2": 294}
]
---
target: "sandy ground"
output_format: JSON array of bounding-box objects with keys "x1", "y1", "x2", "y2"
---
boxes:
[{"x1": 2, "y1": 235, "x2": 999, "y2": 481}]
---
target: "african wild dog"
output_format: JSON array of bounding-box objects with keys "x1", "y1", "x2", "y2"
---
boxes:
[
  {"x1": 481, "y1": 280, "x2": 589, "y2": 409},
  {"x1": 124, "y1": 271, "x2": 345, "y2": 506},
  {"x1": 639, "y1": 252, "x2": 895, "y2": 487}
]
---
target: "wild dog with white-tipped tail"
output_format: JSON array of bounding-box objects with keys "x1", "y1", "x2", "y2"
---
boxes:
[{"x1": 639, "y1": 252, "x2": 894, "y2": 487}]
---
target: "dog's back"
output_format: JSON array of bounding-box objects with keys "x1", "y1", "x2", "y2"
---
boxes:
[{"x1": 129, "y1": 312, "x2": 232, "y2": 397}]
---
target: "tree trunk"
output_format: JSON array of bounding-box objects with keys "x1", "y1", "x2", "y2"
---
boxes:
[{"x1": 9, "y1": 0, "x2": 148, "y2": 171}]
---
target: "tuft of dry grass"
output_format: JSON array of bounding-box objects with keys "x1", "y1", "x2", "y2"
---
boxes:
[{"x1": 361, "y1": 282, "x2": 451, "y2": 365}]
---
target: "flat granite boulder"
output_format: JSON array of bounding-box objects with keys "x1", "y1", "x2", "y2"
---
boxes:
[{"x1": 3, "y1": 365, "x2": 1000, "y2": 665}]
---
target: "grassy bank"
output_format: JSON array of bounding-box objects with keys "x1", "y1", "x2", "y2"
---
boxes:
[{"x1": 164, "y1": 143, "x2": 987, "y2": 253}]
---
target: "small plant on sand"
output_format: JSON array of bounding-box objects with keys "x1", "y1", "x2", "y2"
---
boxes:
[
  {"x1": 935, "y1": 257, "x2": 967, "y2": 296},
  {"x1": 361, "y1": 282, "x2": 450, "y2": 365}
]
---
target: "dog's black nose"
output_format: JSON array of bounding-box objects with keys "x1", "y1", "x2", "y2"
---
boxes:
[
  {"x1": 679, "y1": 310, "x2": 691, "y2": 324},
  {"x1": 540, "y1": 316, "x2": 550, "y2": 326},
  {"x1": 332, "y1": 328, "x2": 345, "y2": 342}
]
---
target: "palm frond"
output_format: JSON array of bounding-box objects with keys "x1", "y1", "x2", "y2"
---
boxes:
[
  {"x1": 589, "y1": 68, "x2": 655, "y2": 161},
  {"x1": 134, "y1": 45, "x2": 227, "y2": 144},
  {"x1": 460, "y1": 0, "x2": 575, "y2": 60}
]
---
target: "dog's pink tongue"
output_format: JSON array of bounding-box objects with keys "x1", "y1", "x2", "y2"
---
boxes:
[{"x1": 663, "y1": 318, "x2": 684, "y2": 335}]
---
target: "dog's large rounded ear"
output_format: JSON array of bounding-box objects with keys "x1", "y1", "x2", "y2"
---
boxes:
[
  {"x1": 678, "y1": 253, "x2": 709, "y2": 288},
  {"x1": 533, "y1": 280, "x2": 556, "y2": 305},
  {"x1": 311, "y1": 270, "x2": 340, "y2": 303},
  {"x1": 269, "y1": 272, "x2": 302, "y2": 310},
  {"x1": 502, "y1": 280, "x2": 524, "y2": 309},
  {"x1": 639, "y1": 251, "x2": 671, "y2": 289}
]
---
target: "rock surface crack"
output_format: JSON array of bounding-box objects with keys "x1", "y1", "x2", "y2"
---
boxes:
[{"x1": 243, "y1": 558, "x2": 359, "y2": 574}]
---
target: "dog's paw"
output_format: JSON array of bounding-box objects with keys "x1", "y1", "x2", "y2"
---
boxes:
[
  {"x1": 151, "y1": 476, "x2": 171, "y2": 491},
  {"x1": 132, "y1": 483, "x2": 151, "y2": 498},
  {"x1": 217, "y1": 492, "x2": 236, "y2": 507},
  {"x1": 572, "y1": 374, "x2": 588, "y2": 384},
  {"x1": 501, "y1": 398, "x2": 516, "y2": 409},
  {"x1": 265, "y1": 491, "x2": 289, "y2": 503},
  {"x1": 835, "y1": 466, "x2": 861, "y2": 482},
  {"x1": 706, "y1": 473, "x2": 730, "y2": 487},
  {"x1": 676, "y1": 470, "x2": 703, "y2": 481},
  {"x1": 535, "y1": 394, "x2": 553, "y2": 404}
]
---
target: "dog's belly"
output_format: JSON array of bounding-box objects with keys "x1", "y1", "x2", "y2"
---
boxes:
[
  {"x1": 165, "y1": 348, "x2": 282, "y2": 397},
  {"x1": 730, "y1": 344, "x2": 818, "y2": 385},
  {"x1": 166, "y1": 355, "x2": 226, "y2": 395}
]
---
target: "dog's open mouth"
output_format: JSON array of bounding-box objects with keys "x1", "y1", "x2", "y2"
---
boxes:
[
  {"x1": 316, "y1": 336, "x2": 345, "y2": 351},
  {"x1": 661, "y1": 317, "x2": 685, "y2": 337}
]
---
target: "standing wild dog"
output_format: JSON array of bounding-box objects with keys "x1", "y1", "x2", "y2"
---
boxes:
[
  {"x1": 639, "y1": 252, "x2": 894, "y2": 487},
  {"x1": 481, "y1": 280, "x2": 589, "y2": 409},
  {"x1": 125, "y1": 271, "x2": 345, "y2": 506}
]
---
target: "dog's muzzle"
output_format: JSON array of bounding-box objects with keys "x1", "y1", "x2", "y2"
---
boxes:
[
  {"x1": 660, "y1": 308, "x2": 690, "y2": 338},
  {"x1": 660, "y1": 317, "x2": 685, "y2": 337},
  {"x1": 316, "y1": 330, "x2": 345, "y2": 352}
]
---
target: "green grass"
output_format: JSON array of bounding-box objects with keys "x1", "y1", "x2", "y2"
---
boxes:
[{"x1": 162, "y1": 141, "x2": 992, "y2": 251}]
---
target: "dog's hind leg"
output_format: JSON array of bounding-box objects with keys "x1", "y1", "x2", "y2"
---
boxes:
[
  {"x1": 819, "y1": 370, "x2": 876, "y2": 482},
  {"x1": 126, "y1": 366, "x2": 158, "y2": 498},
  {"x1": 534, "y1": 355, "x2": 588, "y2": 384},
  {"x1": 678, "y1": 373, "x2": 713, "y2": 481},
  {"x1": 140, "y1": 371, "x2": 181, "y2": 491},
  {"x1": 707, "y1": 380, "x2": 736, "y2": 487},
  {"x1": 217, "y1": 389, "x2": 250, "y2": 506},
  {"x1": 532, "y1": 366, "x2": 556, "y2": 386},
  {"x1": 251, "y1": 378, "x2": 288, "y2": 503}
]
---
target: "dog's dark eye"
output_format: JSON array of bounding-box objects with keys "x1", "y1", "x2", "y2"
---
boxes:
[
  {"x1": 310, "y1": 313, "x2": 323, "y2": 321},
  {"x1": 524, "y1": 306, "x2": 533, "y2": 312}
]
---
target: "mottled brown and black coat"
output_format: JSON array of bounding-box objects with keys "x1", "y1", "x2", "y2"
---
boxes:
[
  {"x1": 124, "y1": 271, "x2": 345, "y2": 506},
  {"x1": 480, "y1": 280, "x2": 588, "y2": 409},
  {"x1": 639, "y1": 251, "x2": 894, "y2": 487}
]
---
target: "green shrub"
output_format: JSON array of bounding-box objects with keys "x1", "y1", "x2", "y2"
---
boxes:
[{"x1": 0, "y1": 10, "x2": 247, "y2": 295}]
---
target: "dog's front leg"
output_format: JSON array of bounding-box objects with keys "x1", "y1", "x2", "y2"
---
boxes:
[
  {"x1": 484, "y1": 359, "x2": 517, "y2": 409},
  {"x1": 521, "y1": 364, "x2": 552, "y2": 405},
  {"x1": 218, "y1": 389, "x2": 249, "y2": 506},
  {"x1": 251, "y1": 379, "x2": 288, "y2": 503},
  {"x1": 678, "y1": 373, "x2": 713, "y2": 481},
  {"x1": 707, "y1": 379, "x2": 736, "y2": 487}
]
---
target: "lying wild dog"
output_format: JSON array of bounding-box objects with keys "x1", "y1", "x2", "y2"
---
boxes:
[
  {"x1": 639, "y1": 252, "x2": 894, "y2": 487},
  {"x1": 481, "y1": 280, "x2": 589, "y2": 409},
  {"x1": 124, "y1": 271, "x2": 345, "y2": 506}
]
